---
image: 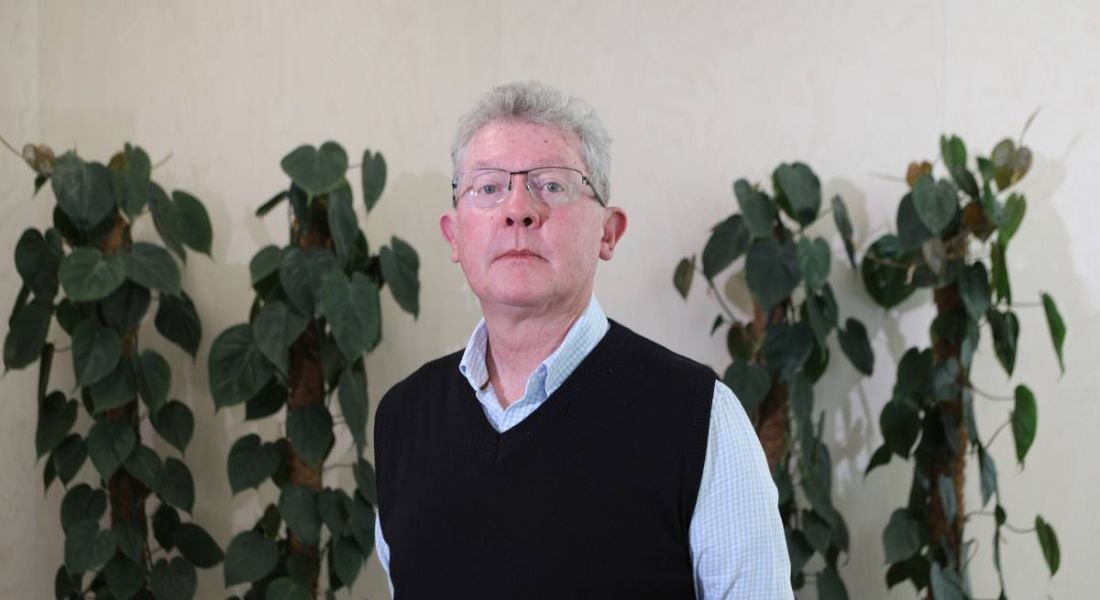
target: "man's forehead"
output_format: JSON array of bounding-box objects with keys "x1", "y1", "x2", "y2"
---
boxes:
[{"x1": 463, "y1": 120, "x2": 583, "y2": 169}]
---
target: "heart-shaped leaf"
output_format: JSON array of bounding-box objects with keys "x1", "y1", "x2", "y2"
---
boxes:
[
  {"x1": 379, "y1": 236, "x2": 420, "y2": 318},
  {"x1": 361, "y1": 149, "x2": 387, "y2": 212},
  {"x1": 281, "y1": 142, "x2": 348, "y2": 197},
  {"x1": 52, "y1": 152, "x2": 115, "y2": 229},
  {"x1": 59, "y1": 247, "x2": 126, "y2": 302}
]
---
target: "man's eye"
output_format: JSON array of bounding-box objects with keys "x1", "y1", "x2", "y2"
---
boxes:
[
  {"x1": 540, "y1": 181, "x2": 566, "y2": 194},
  {"x1": 476, "y1": 184, "x2": 500, "y2": 195}
]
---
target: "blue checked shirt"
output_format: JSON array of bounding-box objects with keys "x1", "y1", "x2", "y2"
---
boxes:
[{"x1": 375, "y1": 298, "x2": 793, "y2": 599}]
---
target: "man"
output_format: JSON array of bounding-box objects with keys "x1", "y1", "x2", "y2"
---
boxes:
[{"x1": 373, "y1": 81, "x2": 792, "y2": 599}]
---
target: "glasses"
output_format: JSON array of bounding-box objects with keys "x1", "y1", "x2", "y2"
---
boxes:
[{"x1": 452, "y1": 167, "x2": 605, "y2": 208}]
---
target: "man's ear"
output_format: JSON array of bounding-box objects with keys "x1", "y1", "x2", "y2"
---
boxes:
[
  {"x1": 440, "y1": 210, "x2": 460, "y2": 263},
  {"x1": 598, "y1": 207, "x2": 628, "y2": 261}
]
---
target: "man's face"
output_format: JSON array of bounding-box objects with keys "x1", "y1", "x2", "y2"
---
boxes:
[{"x1": 440, "y1": 120, "x2": 626, "y2": 315}]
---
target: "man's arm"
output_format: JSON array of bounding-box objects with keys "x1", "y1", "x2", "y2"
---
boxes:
[{"x1": 689, "y1": 381, "x2": 794, "y2": 599}]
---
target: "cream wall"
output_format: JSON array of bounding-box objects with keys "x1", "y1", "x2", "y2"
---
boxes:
[{"x1": 2, "y1": 1, "x2": 1098, "y2": 597}]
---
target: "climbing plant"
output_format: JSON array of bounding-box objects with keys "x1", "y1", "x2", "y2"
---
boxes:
[
  {"x1": 209, "y1": 141, "x2": 419, "y2": 598},
  {"x1": 673, "y1": 163, "x2": 871, "y2": 598},
  {"x1": 861, "y1": 128, "x2": 1063, "y2": 598},
  {"x1": 3, "y1": 140, "x2": 219, "y2": 598}
]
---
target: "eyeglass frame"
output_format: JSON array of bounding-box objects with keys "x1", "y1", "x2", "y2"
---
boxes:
[{"x1": 451, "y1": 166, "x2": 607, "y2": 208}]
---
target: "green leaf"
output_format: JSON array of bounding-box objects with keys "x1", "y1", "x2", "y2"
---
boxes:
[
  {"x1": 281, "y1": 142, "x2": 348, "y2": 197},
  {"x1": 54, "y1": 565, "x2": 82, "y2": 599},
  {"x1": 208, "y1": 324, "x2": 274, "y2": 408},
  {"x1": 1035, "y1": 515, "x2": 1060, "y2": 576},
  {"x1": 227, "y1": 434, "x2": 280, "y2": 494},
  {"x1": 701, "y1": 214, "x2": 750, "y2": 278},
  {"x1": 880, "y1": 399, "x2": 920, "y2": 458},
  {"x1": 1041, "y1": 292, "x2": 1066, "y2": 373},
  {"x1": 992, "y1": 138, "x2": 1016, "y2": 190},
  {"x1": 155, "y1": 291, "x2": 201, "y2": 358},
  {"x1": 347, "y1": 494, "x2": 376, "y2": 555},
  {"x1": 280, "y1": 484, "x2": 322, "y2": 546},
  {"x1": 101, "y1": 281, "x2": 151, "y2": 333},
  {"x1": 245, "y1": 378, "x2": 287, "y2": 420},
  {"x1": 361, "y1": 149, "x2": 387, "y2": 212},
  {"x1": 978, "y1": 446, "x2": 997, "y2": 507},
  {"x1": 326, "y1": 182, "x2": 359, "y2": 263},
  {"x1": 124, "y1": 242, "x2": 181, "y2": 295},
  {"x1": 816, "y1": 564, "x2": 849, "y2": 600},
  {"x1": 64, "y1": 519, "x2": 115, "y2": 575},
  {"x1": 987, "y1": 308, "x2": 1020, "y2": 376},
  {"x1": 937, "y1": 474, "x2": 957, "y2": 525},
  {"x1": 773, "y1": 162, "x2": 821, "y2": 226},
  {"x1": 745, "y1": 238, "x2": 800, "y2": 310},
  {"x1": 940, "y1": 134, "x2": 967, "y2": 169},
  {"x1": 733, "y1": 179, "x2": 775, "y2": 238},
  {"x1": 802, "y1": 509, "x2": 832, "y2": 555},
  {"x1": 251, "y1": 301, "x2": 308, "y2": 377},
  {"x1": 331, "y1": 535, "x2": 364, "y2": 588},
  {"x1": 762, "y1": 322, "x2": 813, "y2": 382},
  {"x1": 912, "y1": 175, "x2": 957, "y2": 235},
  {"x1": 37, "y1": 391, "x2": 78, "y2": 459},
  {"x1": 280, "y1": 247, "x2": 338, "y2": 317},
  {"x1": 929, "y1": 562, "x2": 965, "y2": 600},
  {"x1": 320, "y1": 271, "x2": 382, "y2": 360},
  {"x1": 104, "y1": 553, "x2": 143, "y2": 600},
  {"x1": 796, "y1": 237, "x2": 831, "y2": 292},
  {"x1": 250, "y1": 245, "x2": 283, "y2": 287},
  {"x1": 1011, "y1": 384, "x2": 1038, "y2": 464},
  {"x1": 829, "y1": 195, "x2": 857, "y2": 268},
  {"x1": 89, "y1": 356, "x2": 138, "y2": 414},
  {"x1": 138, "y1": 349, "x2": 171, "y2": 414},
  {"x1": 883, "y1": 508, "x2": 921, "y2": 563},
  {"x1": 673, "y1": 256, "x2": 694, "y2": 299},
  {"x1": 59, "y1": 247, "x2": 127, "y2": 301},
  {"x1": 353, "y1": 458, "x2": 378, "y2": 505},
  {"x1": 999, "y1": 193, "x2": 1026, "y2": 245},
  {"x1": 60, "y1": 484, "x2": 107, "y2": 532},
  {"x1": 173, "y1": 523, "x2": 223, "y2": 568},
  {"x1": 836, "y1": 318, "x2": 873, "y2": 376},
  {"x1": 52, "y1": 152, "x2": 115, "y2": 229},
  {"x1": 339, "y1": 369, "x2": 369, "y2": 452},
  {"x1": 172, "y1": 190, "x2": 213, "y2": 256},
  {"x1": 113, "y1": 518, "x2": 145, "y2": 565},
  {"x1": 722, "y1": 360, "x2": 772, "y2": 414},
  {"x1": 149, "y1": 183, "x2": 187, "y2": 262},
  {"x1": 266, "y1": 578, "x2": 312, "y2": 600},
  {"x1": 287, "y1": 403, "x2": 334, "y2": 470},
  {"x1": 380, "y1": 236, "x2": 421, "y2": 319},
  {"x1": 864, "y1": 444, "x2": 892, "y2": 477},
  {"x1": 4, "y1": 294, "x2": 52, "y2": 370},
  {"x1": 991, "y1": 242, "x2": 1011, "y2": 305},
  {"x1": 124, "y1": 444, "x2": 163, "y2": 489},
  {"x1": 71, "y1": 319, "x2": 122, "y2": 386},
  {"x1": 896, "y1": 192, "x2": 933, "y2": 252},
  {"x1": 959, "y1": 262, "x2": 991, "y2": 321},
  {"x1": 861, "y1": 235, "x2": 915, "y2": 308},
  {"x1": 86, "y1": 418, "x2": 137, "y2": 479},
  {"x1": 15, "y1": 227, "x2": 62, "y2": 297},
  {"x1": 318, "y1": 488, "x2": 351, "y2": 535},
  {"x1": 223, "y1": 530, "x2": 279, "y2": 587},
  {"x1": 152, "y1": 400, "x2": 194, "y2": 455},
  {"x1": 152, "y1": 503, "x2": 180, "y2": 552},
  {"x1": 110, "y1": 143, "x2": 152, "y2": 219},
  {"x1": 158, "y1": 458, "x2": 195, "y2": 514},
  {"x1": 52, "y1": 434, "x2": 88, "y2": 484},
  {"x1": 149, "y1": 557, "x2": 196, "y2": 600}
]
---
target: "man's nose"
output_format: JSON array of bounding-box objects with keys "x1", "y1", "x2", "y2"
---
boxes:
[{"x1": 503, "y1": 175, "x2": 544, "y2": 228}]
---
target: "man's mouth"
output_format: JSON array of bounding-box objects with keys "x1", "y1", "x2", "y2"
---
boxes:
[{"x1": 498, "y1": 249, "x2": 542, "y2": 260}]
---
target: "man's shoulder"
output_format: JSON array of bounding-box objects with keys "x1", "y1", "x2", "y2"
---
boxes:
[
  {"x1": 376, "y1": 349, "x2": 464, "y2": 419},
  {"x1": 608, "y1": 319, "x2": 718, "y2": 381}
]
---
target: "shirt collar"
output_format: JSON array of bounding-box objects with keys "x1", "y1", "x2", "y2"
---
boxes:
[{"x1": 458, "y1": 296, "x2": 610, "y2": 397}]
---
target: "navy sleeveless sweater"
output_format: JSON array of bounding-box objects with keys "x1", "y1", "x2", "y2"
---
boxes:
[{"x1": 374, "y1": 321, "x2": 716, "y2": 599}]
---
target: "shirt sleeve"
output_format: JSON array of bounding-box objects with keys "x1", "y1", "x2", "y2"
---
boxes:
[
  {"x1": 374, "y1": 513, "x2": 395, "y2": 597},
  {"x1": 689, "y1": 380, "x2": 794, "y2": 599}
]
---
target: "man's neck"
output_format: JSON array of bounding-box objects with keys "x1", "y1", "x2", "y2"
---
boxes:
[{"x1": 481, "y1": 296, "x2": 590, "y2": 409}]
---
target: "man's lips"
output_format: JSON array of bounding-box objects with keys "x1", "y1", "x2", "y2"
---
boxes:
[{"x1": 497, "y1": 249, "x2": 543, "y2": 260}]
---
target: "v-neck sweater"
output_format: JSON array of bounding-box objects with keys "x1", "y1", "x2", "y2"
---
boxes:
[{"x1": 374, "y1": 320, "x2": 716, "y2": 599}]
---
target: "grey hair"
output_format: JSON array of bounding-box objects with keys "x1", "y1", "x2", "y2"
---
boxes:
[{"x1": 451, "y1": 81, "x2": 612, "y2": 202}]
